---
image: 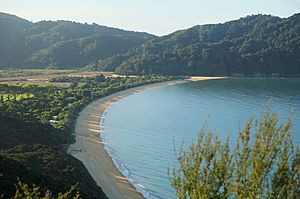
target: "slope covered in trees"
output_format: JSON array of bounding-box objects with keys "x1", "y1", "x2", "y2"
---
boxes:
[
  {"x1": 2, "y1": 12, "x2": 300, "y2": 75},
  {"x1": 0, "y1": 75, "x2": 171, "y2": 198},
  {"x1": 95, "y1": 13, "x2": 300, "y2": 76},
  {"x1": 0, "y1": 114, "x2": 108, "y2": 199},
  {"x1": 0, "y1": 12, "x2": 155, "y2": 69}
]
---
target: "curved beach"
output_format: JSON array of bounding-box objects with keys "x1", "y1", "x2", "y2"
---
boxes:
[{"x1": 68, "y1": 77, "x2": 223, "y2": 199}]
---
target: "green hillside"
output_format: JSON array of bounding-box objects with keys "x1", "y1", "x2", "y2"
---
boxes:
[
  {"x1": 1, "y1": 12, "x2": 300, "y2": 75},
  {"x1": 0, "y1": 75, "x2": 171, "y2": 198},
  {"x1": 95, "y1": 14, "x2": 300, "y2": 76},
  {"x1": 0, "y1": 12, "x2": 155, "y2": 69},
  {"x1": 0, "y1": 114, "x2": 107, "y2": 199}
]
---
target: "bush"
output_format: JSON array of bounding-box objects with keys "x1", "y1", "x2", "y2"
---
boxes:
[
  {"x1": 170, "y1": 111, "x2": 299, "y2": 199},
  {"x1": 12, "y1": 180, "x2": 80, "y2": 199}
]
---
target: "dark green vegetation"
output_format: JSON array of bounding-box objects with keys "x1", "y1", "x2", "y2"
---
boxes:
[
  {"x1": 2, "y1": 12, "x2": 300, "y2": 76},
  {"x1": 95, "y1": 14, "x2": 300, "y2": 76},
  {"x1": 170, "y1": 112, "x2": 299, "y2": 199},
  {"x1": 12, "y1": 180, "x2": 80, "y2": 199},
  {"x1": 0, "y1": 75, "x2": 172, "y2": 198},
  {"x1": 0, "y1": 12, "x2": 155, "y2": 69},
  {"x1": 0, "y1": 115, "x2": 106, "y2": 199}
]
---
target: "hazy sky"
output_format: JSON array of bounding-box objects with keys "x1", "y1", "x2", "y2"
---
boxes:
[{"x1": 1, "y1": 0, "x2": 300, "y2": 35}]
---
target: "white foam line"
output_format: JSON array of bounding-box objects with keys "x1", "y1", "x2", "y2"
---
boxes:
[{"x1": 100, "y1": 109, "x2": 153, "y2": 199}]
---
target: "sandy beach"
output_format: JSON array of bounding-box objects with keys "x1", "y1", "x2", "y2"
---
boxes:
[{"x1": 68, "y1": 77, "x2": 224, "y2": 199}]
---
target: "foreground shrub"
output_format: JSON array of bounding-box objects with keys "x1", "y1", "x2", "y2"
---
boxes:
[
  {"x1": 170, "y1": 111, "x2": 299, "y2": 199},
  {"x1": 12, "y1": 180, "x2": 80, "y2": 199}
]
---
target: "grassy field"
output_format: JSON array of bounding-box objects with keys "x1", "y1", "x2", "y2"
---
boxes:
[
  {"x1": 0, "y1": 69, "x2": 114, "y2": 87},
  {"x1": 0, "y1": 69, "x2": 77, "y2": 77}
]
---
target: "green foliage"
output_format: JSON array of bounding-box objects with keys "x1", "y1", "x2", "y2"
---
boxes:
[
  {"x1": 97, "y1": 14, "x2": 300, "y2": 76},
  {"x1": 13, "y1": 180, "x2": 80, "y2": 199},
  {"x1": 0, "y1": 12, "x2": 155, "y2": 69},
  {"x1": 2, "y1": 12, "x2": 300, "y2": 76},
  {"x1": 0, "y1": 115, "x2": 62, "y2": 148},
  {"x1": 0, "y1": 75, "x2": 171, "y2": 144},
  {"x1": 0, "y1": 94, "x2": 33, "y2": 102},
  {"x1": 0, "y1": 137, "x2": 107, "y2": 198},
  {"x1": 0, "y1": 75, "x2": 171, "y2": 198},
  {"x1": 170, "y1": 112, "x2": 299, "y2": 199}
]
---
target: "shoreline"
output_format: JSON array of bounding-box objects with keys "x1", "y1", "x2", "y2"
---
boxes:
[{"x1": 68, "y1": 77, "x2": 224, "y2": 199}]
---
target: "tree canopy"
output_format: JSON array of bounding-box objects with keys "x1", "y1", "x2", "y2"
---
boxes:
[
  {"x1": 2, "y1": 12, "x2": 300, "y2": 76},
  {"x1": 95, "y1": 14, "x2": 300, "y2": 76},
  {"x1": 0, "y1": 12, "x2": 155, "y2": 69},
  {"x1": 0, "y1": 75, "x2": 171, "y2": 198}
]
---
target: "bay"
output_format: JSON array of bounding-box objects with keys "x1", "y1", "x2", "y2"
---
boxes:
[{"x1": 101, "y1": 78, "x2": 300, "y2": 199}]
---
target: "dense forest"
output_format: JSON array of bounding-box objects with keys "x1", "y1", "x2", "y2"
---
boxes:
[
  {"x1": 94, "y1": 13, "x2": 300, "y2": 76},
  {"x1": 1, "y1": 12, "x2": 300, "y2": 76},
  {"x1": 0, "y1": 75, "x2": 172, "y2": 198},
  {"x1": 0, "y1": 115, "x2": 107, "y2": 198},
  {"x1": 0, "y1": 12, "x2": 155, "y2": 69}
]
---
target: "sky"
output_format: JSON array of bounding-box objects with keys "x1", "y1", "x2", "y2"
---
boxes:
[{"x1": 0, "y1": 0, "x2": 300, "y2": 36}]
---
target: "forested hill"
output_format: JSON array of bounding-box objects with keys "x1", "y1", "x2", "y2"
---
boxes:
[
  {"x1": 0, "y1": 114, "x2": 108, "y2": 198},
  {"x1": 2, "y1": 12, "x2": 300, "y2": 76},
  {"x1": 0, "y1": 12, "x2": 155, "y2": 69},
  {"x1": 95, "y1": 13, "x2": 300, "y2": 76}
]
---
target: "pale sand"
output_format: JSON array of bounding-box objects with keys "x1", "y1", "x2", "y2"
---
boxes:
[{"x1": 68, "y1": 77, "x2": 225, "y2": 199}]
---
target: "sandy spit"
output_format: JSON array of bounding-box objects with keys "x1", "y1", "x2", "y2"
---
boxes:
[{"x1": 68, "y1": 77, "x2": 225, "y2": 199}]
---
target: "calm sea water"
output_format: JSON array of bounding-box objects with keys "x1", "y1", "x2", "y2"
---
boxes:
[{"x1": 101, "y1": 78, "x2": 300, "y2": 199}]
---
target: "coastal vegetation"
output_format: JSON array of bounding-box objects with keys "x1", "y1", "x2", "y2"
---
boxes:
[
  {"x1": 170, "y1": 111, "x2": 299, "y2": 199},
  {"x1": 1, "y1": 8, "x2": 300, "y2": 199},
  {"x1": 0, "y1": 74, "x2": 172, "y2": 198},
  {"x1": 0, "y1": 114, "x2": 105, "y2": 199}
]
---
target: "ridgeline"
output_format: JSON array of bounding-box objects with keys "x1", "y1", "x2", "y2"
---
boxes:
[
  {"x1": 94, "y1": 14, "x2": 300, "y2": 76},
  {"x1": 0, "y1": 12, "x2": 154, "y2": 69},
  {"x1": 1, "y1": 12, "x2": 299, "y2": 76}
]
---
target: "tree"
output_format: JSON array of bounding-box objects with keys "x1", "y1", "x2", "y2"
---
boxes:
[{"x1": 170, "y1": 111, "x2": 299, "y2": 199}]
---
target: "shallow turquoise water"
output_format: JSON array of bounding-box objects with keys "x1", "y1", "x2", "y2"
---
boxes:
[{"x1": 101, "y1": 78, "x2": 300, "y2": 199}]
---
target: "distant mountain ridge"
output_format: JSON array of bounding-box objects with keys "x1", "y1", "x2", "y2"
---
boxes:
[
  {"x1": 0, "y1": 12, "x2": 155, "y2": 69},
  {"x1": 1, "y1": 12, "x2": 300, "y2": 76},
  {"x1": 94, "y1": 13, "x2": 300, "y2": 76}
]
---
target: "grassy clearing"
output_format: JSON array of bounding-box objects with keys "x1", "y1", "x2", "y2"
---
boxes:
[
  {"x1": 0, "y1": 69, "x2": 77, "y2": 78},
  {"x1": 0, "y1": 69, "x2": 113, "y2": 88}
]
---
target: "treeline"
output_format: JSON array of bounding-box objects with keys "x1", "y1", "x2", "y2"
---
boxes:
[
  {"x1": 0, "y1": 75, "x2": 172, "y2": 198},
  {"x1": 0, "y1": 12, "x2": 155, "y2": 69},
  {"x1": 2, "y1": 12, "x2": 300, "y2": 76},
  {"x1": 94, "y1": 13, "x2": 300, "y2": 76}
]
